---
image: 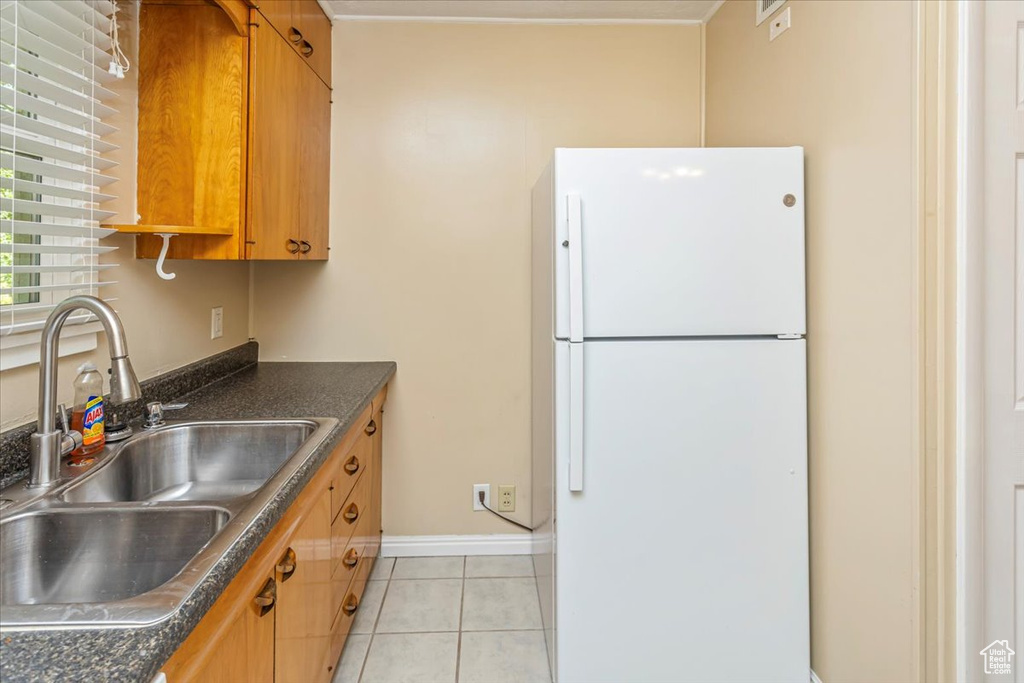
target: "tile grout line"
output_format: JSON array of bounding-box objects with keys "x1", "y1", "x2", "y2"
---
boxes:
[
  {"x1": 356, "y1": 558, "x2": 396, "y2": 683},
  {"x1": 455, "y1": 556, "x2": 466, "y2": 683},
  {"x1": 530, "y1": 554, "x2": 555, "y2": 683}
]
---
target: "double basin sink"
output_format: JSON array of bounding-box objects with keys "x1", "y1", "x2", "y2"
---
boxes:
[{"x1": 0, "y1": 418, "x2": 337, "y2": 629}]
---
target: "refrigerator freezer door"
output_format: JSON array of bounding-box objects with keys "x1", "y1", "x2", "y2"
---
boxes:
[
  {"x1": 554, "y1": 338, "x2": 809, "y2": 682},
  {"x1": 553, "y1": 147, "x2": 806, "y2": 339}
]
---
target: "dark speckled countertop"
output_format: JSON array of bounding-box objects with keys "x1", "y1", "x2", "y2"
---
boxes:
[{"x1": 0, "y1": 361, "x2": 396, "y2": 683}]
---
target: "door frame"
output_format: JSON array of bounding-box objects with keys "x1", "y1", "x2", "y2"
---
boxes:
[{"x1": 955, "y1": 1, "x2": 986, "y2": 680}]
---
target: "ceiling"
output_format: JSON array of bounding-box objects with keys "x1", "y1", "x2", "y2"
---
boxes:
[{"x1": 325, "y1": 1, "x2": 723, "y2": 22}]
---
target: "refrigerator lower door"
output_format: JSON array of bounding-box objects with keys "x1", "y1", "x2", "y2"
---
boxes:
[{"x1": 554, "y1": 338, "x2": 809, "y2": 683}]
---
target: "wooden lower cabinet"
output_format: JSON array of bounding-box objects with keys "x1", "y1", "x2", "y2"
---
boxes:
[
  {"x1": 160, "y1": 387, "x2": 387, "y2": 683},
  {"x1": 275, "y1": 487, "x2": 332, "y2": 683},
  {"x1": 190, "y1": 575, "x2": 275, "y2": 682}
]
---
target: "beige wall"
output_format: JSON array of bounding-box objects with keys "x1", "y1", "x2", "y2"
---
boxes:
[
  {"x1": 253, "y1": 20, "x2": 702, "y2": 536},
  {"x1": 706, "y1": 1, "x2": 955, "y2": 680}
]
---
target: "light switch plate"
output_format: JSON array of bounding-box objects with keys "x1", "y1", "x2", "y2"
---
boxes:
[
  {"x1": 769, "y1": 7, "x2": 791, "y2": 41},
  {"x1": 211, "y1": 306, "x2": 224, "y2": 339}
]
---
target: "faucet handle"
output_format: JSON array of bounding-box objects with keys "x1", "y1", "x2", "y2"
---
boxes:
[
  {"x1": 56, "y1": 403, "x2": 83, "y2": 456},
  {"x1": 57, "y1": 403, "x2": 69, "y2": 434},
  {"x1": 142, "y1": 401, "x2": 188, "y2": 430}
]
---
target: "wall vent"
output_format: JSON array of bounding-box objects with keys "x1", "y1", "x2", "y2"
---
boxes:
[{"x1": 756, "y1": 0, "x2": 787, "y2": 26}]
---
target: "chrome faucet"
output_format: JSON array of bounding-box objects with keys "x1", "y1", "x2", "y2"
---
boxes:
[{"x1": 29, "y1": 295, "x2": 142, "y2": 487}]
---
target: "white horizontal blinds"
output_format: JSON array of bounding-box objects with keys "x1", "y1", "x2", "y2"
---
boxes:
[{"x1": 0, "y1": 0, "x2": 121, "y2": 336}]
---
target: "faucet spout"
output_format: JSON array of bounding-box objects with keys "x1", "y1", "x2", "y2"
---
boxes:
[{"x1": 30, "y1": 295, "x2": 142, "y2": 487}]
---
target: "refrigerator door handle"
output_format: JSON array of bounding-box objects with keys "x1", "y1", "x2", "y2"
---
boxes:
[
  {"x1": 569, "y1": 342, "x2": 584, "y2": 491},
  {"x1": 567, "y1": 194, "x2": 583, "y2": 343}
]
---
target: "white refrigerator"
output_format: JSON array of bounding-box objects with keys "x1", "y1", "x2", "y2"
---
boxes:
[{"x1": 531, "y1": 148, "x2": 809, "y2": 683}]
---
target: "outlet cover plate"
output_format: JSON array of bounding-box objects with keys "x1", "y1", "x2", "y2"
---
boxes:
[
  {"x1": 473, "y1": 484, "x2": 490, "y2": 511},
  {"x1": 497, "y1": 485, "x2": 515, "y2": 512}
]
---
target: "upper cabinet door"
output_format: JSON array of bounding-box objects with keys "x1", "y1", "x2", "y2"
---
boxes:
[
  {"x1": 248, "y1": 17, "x2": 303, "y2": 260},
  {"x1": 255, "y1": 0, "x2": 294, "y2": 40},
  {"x1": 293, "y1": 0, "x2": 332, "y2": 87},
  {"x1": 297, "y1": 67, "x2": 331, "y2": 260}
]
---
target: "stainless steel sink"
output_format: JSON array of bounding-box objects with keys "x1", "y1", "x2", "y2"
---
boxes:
[
  {"x1": 62, "y1": 421, "x2": 317, "y2": 503},
  {"x1": 0, "y1": 507, "x2": 229, "y2": 605},
  {"x1": 0, "y1": 417, "x2": 337, "y2": 629}
]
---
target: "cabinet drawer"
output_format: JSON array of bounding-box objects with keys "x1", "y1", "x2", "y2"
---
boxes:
[
  {"x1": 330, "y1": 466, "x2": 372, "y2": 575},
  {"x1": 327, "y1": 548, "x2": 373, "y2": 678},
  {"x1": 330, "y1": 508, "x2": 371, "y2": 620},
  {"x1": 331, "y1": 433, "x2": 370, "y2": 521}
]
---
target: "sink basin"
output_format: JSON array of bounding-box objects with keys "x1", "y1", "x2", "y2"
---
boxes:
[
  {"x1": 62, "y1": 421, "x2": 317, "y2": 503},
  {"x1": 0, "y1": 507, "x2": 229, "y2": 606},
  {"x1": 0, "y1": 417, "x2": 336, "y2": 628}
]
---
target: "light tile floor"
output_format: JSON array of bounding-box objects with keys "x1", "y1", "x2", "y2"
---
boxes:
[{"x1": 332, "y1": 556, "x2": 551, "y2": 683}]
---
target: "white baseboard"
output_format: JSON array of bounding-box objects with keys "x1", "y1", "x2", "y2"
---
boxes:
[
  {"x1": 810, "y1": 669, "x2": 823, "y2": 683},
  {"x1": 381, "y1": 534, "x2": 532, "y2": 557}
]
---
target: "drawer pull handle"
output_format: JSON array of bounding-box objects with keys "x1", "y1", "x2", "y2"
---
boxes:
[
  {"x1": 299, "y1": 240, "x2": 312, "y2": 254},
  {"x1": 344, "y1": 456, "x2": 360, "y2": 474},
  {"x1": 276, "y1": 547, "x2": 297, "y2": 580},
  {"x1": 300, "y1": 40, "x2": 314, "y2": 56},
  {"x1": 364, "y1": 419, "x2": 377, "y2": 436},
  {"x1": 286, "y1": 239, "x2": 300, "y2": 254},
  {"x1": 288, "y1": 27, "x2": 303, "y2": 43},
  {"x1": 344, "y1": 503, "x2": 359, "y2": 523},
  {"x1": 253, "y1": 577, "x2": 276, "y2": 616},
  {"x1": 343, "y1": 548, "x2": 359, "y2": 567},
  {"x1": 343, "y1": 594, "x2": 359, "y2": 615}
]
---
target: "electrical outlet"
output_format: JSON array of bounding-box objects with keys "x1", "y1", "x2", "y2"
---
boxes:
[
  {"x1": 497, "y1": 485, "x2": 515, "y2": 512},
  {"x1": 473, "y1": 484, "x2": 490, "y2": 511},
  {"x1": 211, "y1": 306, "x2": 224, "y2": 339}
]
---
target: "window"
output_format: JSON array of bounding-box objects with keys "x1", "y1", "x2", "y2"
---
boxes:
[{"x1": 0, "y1": 0, "x2": 123, "y2": 369}]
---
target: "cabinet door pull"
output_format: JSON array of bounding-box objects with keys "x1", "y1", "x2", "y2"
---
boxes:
[
  {"x1": 344, "y1": 503, "x2": 359, "y2": 523},
  {"x1": 364, "y1": 419, "x2": 377, "y2": 436},
  {"x1": 288, "y1": 27, "x2": 303, "y2": 43},
  {"x1": 300, "y1": 40, "x2": 314, "y2": 56},
  {"x1": 343, "y1": 548, "x2": 359, "y2": 567},
  {"x1": 253, "y1": 577, "x2": 277, "y2": 616},
  {"x1": 299, "y1": 240, "x2": 312, "y2": 254},
  {"x1": 276, "y1": 547, "x2": 297, "y2": 580},
  {"x1": 286, "y1": 239, "x2": 300, "y2": 254},
  {"x1": 343, "y1": 594, "x2": 359, "y2": 615},
  {"x1": 344, "y1": 455, "x2": 360, "y2": 474}
]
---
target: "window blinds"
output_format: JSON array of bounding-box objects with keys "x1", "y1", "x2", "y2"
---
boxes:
[{"x1": 1, "y1": 0, "x2": 121, "y2": 336}]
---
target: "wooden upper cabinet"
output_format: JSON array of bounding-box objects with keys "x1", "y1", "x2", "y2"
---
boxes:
[
  {"x1": 249, "y1": 16, "x2": 331, "y2": 260},
  {"x1": 133, "y1": 1, "x2": 248, "y2": 260},
  {"x1": 125, "y1": 1, "x2": 331, "y2": 262},
  {"x1": 248, "y1": 17, "x2": 303, "y2": 260},
  {"x1": 297, "y1": 56, "x2": 331, "y2": 260},
  {"x1": 293, "y1": 0, "x2": 332, "y2": 87},
  {"x1": 254, "y1": 0, "x2": 293, "y2": 37},
  {"x1": 256, "y1": 0, "x2": 332, "y2": 87}
]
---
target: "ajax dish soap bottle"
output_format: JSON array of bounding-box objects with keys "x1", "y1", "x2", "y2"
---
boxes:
[{"x1": 71, "y1": 361, "x2": 105, "y2": 461}]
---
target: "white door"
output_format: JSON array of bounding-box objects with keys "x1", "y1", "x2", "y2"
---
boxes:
[
  {"x1": 552, "y1": 147, "x2": 806, "y2": 339},
  {"x1": 979, "y1": 1, "x2": 1024, "y2": 679},
  {"x1": 554, "y1": 338, "x2": 808, "y2": 683}
]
